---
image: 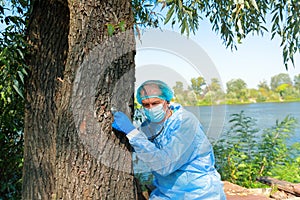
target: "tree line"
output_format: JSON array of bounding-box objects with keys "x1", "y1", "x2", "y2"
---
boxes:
[{"x1": 173, "y1": 73, "x2": 300, "y2": 106}]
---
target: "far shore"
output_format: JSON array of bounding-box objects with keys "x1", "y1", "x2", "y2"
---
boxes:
[{"x1": 195, "y1": 99, "x2": 300, "y2": 107}]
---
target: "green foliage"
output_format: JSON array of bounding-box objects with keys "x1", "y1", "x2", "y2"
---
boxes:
[
  {"x1": 132, "y1": 0, "x2": 164, "y2": 29},
  {"x1": 133, "y1": 0, "x2": 300, "y2": 68},
  {"x1": 107, "y1": 23, "x2": 115, "y2": 36},
  {"x1": 257, "y1": 116, "x2": 298, "y2": 177},
  {"x1": 213, "y1": 111, "x2": 300, "y2": 188},
  {"x1": 270, "y1": 73, "x2": 293, "y2": 91},
  {"x1": 172, "y1": 81, "x2": 198, "y2": 106},
  {"x1": 226, "y1": 78, "x2": 248, "y2": 101},
  {"x1": 0, "y1": 96, "x2": 24, "y2": 199},
  {"x1": 0, "y1": 0, "x2": 28, "y2": 199},
  {"x1": 106, "y1": 20, "x2": 127, "y2": 36},
  {"x1": 190, "y1": 77, "x2": 206, "y2": 97},
  {"x1": 257, "y1": 80, "x2": 270, "y2": 91},
  {"x1": 172, "y1": 77, "x2": 226, "y2": 106},
  {"x1": 293, "y1": 74, "x2": 300, "y2": 91},
  {"x1": 271, "y1": 142, "x2": 300, "y2": 182},
  {"x1": 213, "y1": 111, "x2": 260, "y2": 187},
  {"x1": 270, "y1": 1, "x2": 300, "y2": 69}
]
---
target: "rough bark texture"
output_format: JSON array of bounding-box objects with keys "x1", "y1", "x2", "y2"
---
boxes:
[{"x1": 23, "y1": 0, "x2": 141, "y2": 199}]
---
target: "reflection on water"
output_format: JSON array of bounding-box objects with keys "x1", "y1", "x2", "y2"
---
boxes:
[{"x1": 184, "y1": 102, "x2": 300, "y2": 143}]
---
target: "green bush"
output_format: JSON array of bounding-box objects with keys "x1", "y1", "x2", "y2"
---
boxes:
[
  {"x1": 213, "y1": 111, "x2": 300, "y2": 188},
  {"x1": 0, "y1": 1, "x2": 28, "y2": 198},
  {"x1": 0, "y1": 86, "x2": 24, "y2": 199}
]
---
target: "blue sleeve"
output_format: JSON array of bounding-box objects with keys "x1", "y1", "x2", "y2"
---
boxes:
[{"x1": 127, "y1": 111, "x2": 205, "y2": 176}]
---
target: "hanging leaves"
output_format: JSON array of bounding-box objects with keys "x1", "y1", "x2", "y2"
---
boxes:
[{"x1": 134, "y1": 0, "x2": 299, "y2": 69}]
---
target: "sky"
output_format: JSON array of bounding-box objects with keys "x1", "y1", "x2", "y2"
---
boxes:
[
  {"x1": 192, "y1": 19, "x2": 300, "y2": 89},
  {"x1": 135, "y1": 19, "x2": 300, "y2": 90}
]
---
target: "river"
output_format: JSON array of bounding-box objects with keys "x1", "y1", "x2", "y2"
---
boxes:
[{"x1": 184, "y1": 102, "x2": 300, "y2": 144}]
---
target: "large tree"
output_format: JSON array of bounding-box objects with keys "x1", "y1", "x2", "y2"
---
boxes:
[
  {"x1": 0, "y1": 0, "x2": 297, "y2": 199},
  {"x1": 22, "y1": 0, "x2": 140, "y2": 199}
]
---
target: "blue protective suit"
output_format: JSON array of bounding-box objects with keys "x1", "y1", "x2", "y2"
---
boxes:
[{"x1": 128, "y1": 103, "x2": 226, "y2": 200}]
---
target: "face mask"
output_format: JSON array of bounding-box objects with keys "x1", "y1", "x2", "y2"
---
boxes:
[{"x1": 144, "y1": 103, "x2": 166, "y2": 123}]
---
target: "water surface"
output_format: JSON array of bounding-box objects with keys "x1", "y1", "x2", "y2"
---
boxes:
[{"x1": 185, "y1": 102, "x2": 300, "y2": 143}]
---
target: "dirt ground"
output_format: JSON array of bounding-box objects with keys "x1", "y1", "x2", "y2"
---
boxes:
[
  {"x1": 224, "y1": 181, "x2": 300, "y2": 200},
  {"x1": 142, "y1": 181, "x2": 299, "y2": 199},
  {"x1": 224, "y1": 181, "x2": 272, "y2": 200}
]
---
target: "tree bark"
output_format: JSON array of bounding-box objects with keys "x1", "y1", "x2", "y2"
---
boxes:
[{"x1": 23, "y1": 0, "x2": 140, "y2": 199}]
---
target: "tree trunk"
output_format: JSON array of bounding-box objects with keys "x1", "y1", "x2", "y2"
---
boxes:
[{"x1": 23, "y1": 0, "x2": 140, "y2": 199}]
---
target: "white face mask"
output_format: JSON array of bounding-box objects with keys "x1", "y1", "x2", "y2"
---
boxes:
[{"x1": 144, "y1": 103, "x2": 166, "y2": 123}]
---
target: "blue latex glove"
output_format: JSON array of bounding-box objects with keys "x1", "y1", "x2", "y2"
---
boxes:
[{"x1": 112, "y1": 111, "x2": 136, "y2": 134}]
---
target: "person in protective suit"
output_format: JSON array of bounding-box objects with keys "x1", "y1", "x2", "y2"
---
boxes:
[{"x1": 112, "y1": 80, "x2": 226, "y2": 200}]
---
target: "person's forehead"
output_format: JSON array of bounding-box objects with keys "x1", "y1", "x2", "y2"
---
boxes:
[
  {"x1": 140, "y1": 84, "x2": 162, "y2": 96},
  {"x1": 141, "y1": 97, "x2": 164, "y2": 104}
]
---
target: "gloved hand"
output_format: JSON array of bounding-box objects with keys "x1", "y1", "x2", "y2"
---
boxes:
[{"x1": 112, "y1": 111, "x2": 136, "y2": 135}]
